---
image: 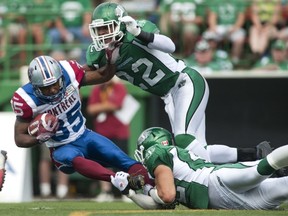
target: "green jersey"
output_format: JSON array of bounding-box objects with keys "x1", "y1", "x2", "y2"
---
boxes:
[
  {"x1": 144, "y1": 145, "x2": 216, "y2": 209},
  {"x1": 86, "y1": 20, "x2": 192, "y2": 97},
  {"x1": 208, "y1": 0, "x2": 247, "y2": 25},
  {"x1": 184, "y1": 55, "x2": 233, "y2": 72},
  {"x1": 159, "y1": 0, "x2": 206, "y2": 22},
  {"x1": 58, "y1": 0, "x2": 92, "y2": 27},
  {"x1": 253, "y1": 56, "x2": 288, "y2": 70}
]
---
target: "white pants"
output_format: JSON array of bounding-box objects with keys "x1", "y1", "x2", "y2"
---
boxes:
[{"x1": 208, "y1": 161, "x2": 288, "y2": 209}]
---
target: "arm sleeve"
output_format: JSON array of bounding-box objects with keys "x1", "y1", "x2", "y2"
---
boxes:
[
  {"x1": 127, "y1": 190, "x2": 162, "y2": 209},
  {"x1": 136, "y1": 20, "x2": 175, "y2": 53},
  {"x1": 147, "y1": 33, "x2": 176, "y2": 53}
]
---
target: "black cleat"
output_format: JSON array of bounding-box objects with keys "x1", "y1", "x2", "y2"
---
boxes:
[{"x1": 256, "y1": 141, "x2": 273, "y2": 159}]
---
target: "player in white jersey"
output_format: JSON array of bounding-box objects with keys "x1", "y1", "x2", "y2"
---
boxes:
[
  {"x1": 10, "y1": 55, "x2": 151, "y2": 186},
  {"x1": 111, "y1": 127, "x2": 288, "y2": 210},
  {"x1": 85, "y1": 2, "x2": 271, "y2": 164}
]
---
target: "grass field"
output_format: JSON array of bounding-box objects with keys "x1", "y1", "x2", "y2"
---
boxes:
[{"x1": 0, "y1": 200, "x2": 287, "y2": 216}]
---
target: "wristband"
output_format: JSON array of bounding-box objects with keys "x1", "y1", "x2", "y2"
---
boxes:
[{"x1": 136, "y1": 31, "x2": 154, "y2": 43}]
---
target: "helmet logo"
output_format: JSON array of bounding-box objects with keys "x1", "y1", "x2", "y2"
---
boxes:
[
  {"x1": 161, "y1": 140, "x2": 169, "y2": 146},
  {"x1": 115, "y1": 5, "x2": 125, "y2": 18}
]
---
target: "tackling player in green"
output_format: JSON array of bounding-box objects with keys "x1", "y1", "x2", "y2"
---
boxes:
[{"x1": 85, "y1": 2, "x2": 271, "y2": 164}]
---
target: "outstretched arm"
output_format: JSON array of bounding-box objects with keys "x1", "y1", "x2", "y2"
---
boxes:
[
  {"x1": 81, "y1": 64, "x2": 116, "y2": 86},
  {"x1": 119, "y1": 16, "x2": 175, "y2": 53},
  {"x1": 81, "y1": 42, "x2": 120, "y2": 85}
]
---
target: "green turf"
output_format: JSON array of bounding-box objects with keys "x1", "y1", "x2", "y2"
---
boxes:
[{"x1": 0, "y1": 201, "x2": 287, "y2": 216}]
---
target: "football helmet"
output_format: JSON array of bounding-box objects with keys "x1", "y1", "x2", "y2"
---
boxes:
[
  {"x1": 28, "y1": 55, "x2": 66, "y2": 105},
  {"x1": 134, "y1": 127, "x2": 174, "y2": 163},
  {"x1": 89, "y1": 2, "x2": 128, "y2": 51}
]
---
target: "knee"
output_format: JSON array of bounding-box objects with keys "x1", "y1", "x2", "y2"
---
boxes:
[{"x1": 174, "y1": 134, "x2": 195, "y2": 149}]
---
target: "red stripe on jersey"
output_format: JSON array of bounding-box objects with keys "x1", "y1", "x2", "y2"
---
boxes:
[
  {"x1": 11, "y1": 92, "x2": 33, "y2": 120},
  {"x1": 67, "y1": 60, "x2": 85, "y2": 87}
]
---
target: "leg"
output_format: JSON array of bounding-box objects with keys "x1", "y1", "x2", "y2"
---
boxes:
[
  {"x1": 56, "y1": 171, "x2": 69, "y2": 199},
  {"x1": 39, "y1": 159, "x2": 52, "y2": 197},
  {"x1": 242, "y1": 177, "x2": 288, "y2": 209}
]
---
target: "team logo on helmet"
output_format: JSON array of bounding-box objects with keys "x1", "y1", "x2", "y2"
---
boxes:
[
  {"x1": 115, "y1": 5, "x2": 125, "y2": 18},
  {"x1": 161, "y1": 140, "x2": 169, "y2": 146}
]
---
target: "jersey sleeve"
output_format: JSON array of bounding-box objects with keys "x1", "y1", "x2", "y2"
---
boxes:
[
  {"x1": 67, "y1": 60, "x2": 85, "y2": 84},
  {"x1": 10, "y1": 91, "x2": 34, "y2": 121},
  {"x1": 86, "y1": 44, "x2": 106, "y2": 68},
  {"x1": 144, "y1": 145, "x2": 173, "y2": 177},
  {"x1": 139, "y1": 20, "x2": 160, "y2": 34}
]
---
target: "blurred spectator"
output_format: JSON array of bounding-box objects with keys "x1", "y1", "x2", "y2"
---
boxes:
[
  {"x1": 38, "y1": 50, "x2": 69, "y2": 199},
  {"x1": 278, "y1": 1, "x2": 288, "y2": 43},
  {"x1": 0, "y1": 3, "x2": 8, "y2": 58},
  {"x1": 48, "y1": 0, "x2": 92, "y2": 64},
  {"x1": 158, "y1": 0, "x2": 206, "y2": 57},
  {"x1": 249, "y1": 0, "x2": 281, "y2": 57},
  {"x1": 253, "y1": 39, "x2": 288, "y2": 71},
  {"x1": 203, "y1": 31, "x2": 230, "y2": 63},
  {"x1": 17, "y1": 0, "x2": 57, "y2": 65},
  {"x1": 203, "y1": 0, "x2": 248, "y2": 65},
  {"x1": 184, "y1": 40, "x2": 233, "y2": 75},
  {"x1": 87, "y1": 78, "x2": 131, "y2": 202}
]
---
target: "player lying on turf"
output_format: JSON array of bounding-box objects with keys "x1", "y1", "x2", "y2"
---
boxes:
[
  {"x1": 111, "y1": 127, "x2": 288, "y2": 210},
  {"x1": 10, "y1": 54, "x2": 151, "y2": 190},
  {"x1": 0, "y1": 150, "x2": 7, "y2": 191}
]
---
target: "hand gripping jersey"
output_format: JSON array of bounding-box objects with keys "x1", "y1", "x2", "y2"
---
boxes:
[{"x1": 11, "y1": 60, "x2": 86, "y2": 147}]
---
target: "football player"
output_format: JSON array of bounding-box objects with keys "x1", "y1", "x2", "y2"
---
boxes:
[
  {"x1": 10, "y1": 55, "x2": 150, "y2": 189},
  {"x1": 112, "y1": 127, "x2": 288, "y2": 210},
  {"x1": 85, "y1": 2, "x2": 270, "y2": 164}
]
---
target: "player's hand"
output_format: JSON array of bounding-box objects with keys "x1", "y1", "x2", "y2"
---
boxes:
[
  {"x1": 36, "y1": 132, "x2": 54, "y2": 143},
  {"x1": 119, "y1": 16, "x2": 141, "y2": 36},
  {"x1": 105, "y1": 41, "x2": 121, "y2": 64},
  {"x1": 110, "y1": 171, "x2": 130, "y2": 195},
  {"x1": 40, "y1": 117, "x2": 59, "y2": 133},
  {"x1": 129, "y1": 174, "x2": 145, "y2": 190}
]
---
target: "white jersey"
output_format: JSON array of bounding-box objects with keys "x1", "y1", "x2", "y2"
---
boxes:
[{"x1": 11, "y1": 60, "x2": 86, "y2": 147}]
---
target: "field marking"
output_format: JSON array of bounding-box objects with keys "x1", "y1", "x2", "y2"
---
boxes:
[{"x1": 70, "y1": 209, "x2": 206, "y2": 216}]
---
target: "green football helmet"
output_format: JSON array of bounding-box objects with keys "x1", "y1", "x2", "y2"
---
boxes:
[
  {"x1": 134, "y1": 127, "x2": 174, "y2": 163},
  {"x1": 89, "y1": 2, "x2": 128, "y2": 51}
]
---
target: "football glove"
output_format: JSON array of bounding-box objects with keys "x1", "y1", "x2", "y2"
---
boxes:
[
  {"x1": 119, "y1": 16, "x2": 141, "y2": 36},
  {"x1": 129, "y1": 174, "x2": 145, "y2": 190},
  {"x1": 111, "y1": 171, "x2": 130, "y2": 195}
]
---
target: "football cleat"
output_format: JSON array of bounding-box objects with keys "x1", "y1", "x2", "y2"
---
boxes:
[
  {"x1": 0, "y1": 150, "x2": 7, "y2": 191},
  {"x1": 256, "y1": 141, "x2": 273, "y2": 159}
]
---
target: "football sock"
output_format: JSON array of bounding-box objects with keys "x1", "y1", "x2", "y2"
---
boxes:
[
  {"x1": 266, "y1": 145, "x2": 288, "y2": 170},
  {"x1": 237, "y1": 148, "x2": 257, "y2": 161},
  {"x1": 72, "y1": 156, "x2": 114, "y2": 182},
  {"x1": 257, "y1": 158, "x2": 276, "y2": 175}
]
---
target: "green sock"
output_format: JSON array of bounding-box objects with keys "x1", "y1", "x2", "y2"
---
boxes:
[{"x1": 257, "y1": 158, "x2": 276, "y2": 175}]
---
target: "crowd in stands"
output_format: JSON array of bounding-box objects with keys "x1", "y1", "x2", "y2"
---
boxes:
[{"x1": 1, "y1": 0, "x2": 288, "y2": 72}]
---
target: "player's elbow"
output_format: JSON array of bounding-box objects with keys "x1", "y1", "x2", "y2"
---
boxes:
[{"x1": 158, "y1": 189, "x2": 176, "y2": 203}]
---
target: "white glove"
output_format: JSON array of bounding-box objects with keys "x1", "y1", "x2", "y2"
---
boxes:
[
  {"x1": 111, "y1": 171, "x2": 130, "y2": 194},
  {"x1": 119, "y1": 16, "x2": 141, "y2": 36},
  {"x1": 106, "y1": 41, "x2": 121, "y2": 64},
  {"x1": 143, "y1": 184, "x2": 154, "y2": 196}
]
